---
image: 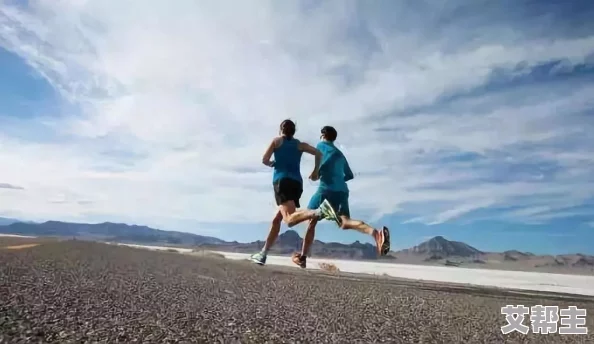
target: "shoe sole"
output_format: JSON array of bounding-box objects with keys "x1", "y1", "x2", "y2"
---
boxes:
[
  {"x1": 291, "y1": 253, "x2": 306, "y2": 268},
  {"x1": 380, "y1": 227, "x2": 391, "y2": 256},
  {"x1": 292, "y1": 260, "x2": 306, "y2": 268},
  {"x1": 250, "y1": 257, "x2": 266, "y2": 265}
]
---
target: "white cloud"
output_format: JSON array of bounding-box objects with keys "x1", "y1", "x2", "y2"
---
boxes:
[
  {"x1": 0, "y1": 1, "x2": 593, "y2": 231},
  {"x1": 0, "y1": 182, "x2": 24, "y2": 190},
  {"x1": 404, "y1": 199, "x2": 497, "y2": 225}
]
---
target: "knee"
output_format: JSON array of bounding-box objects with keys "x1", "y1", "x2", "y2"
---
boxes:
[
  {"x1": 339, "y1": 217, "x2": 348, "y2": 230},
  {"x1": 280, "y1": 217, "x2": 297, "y2": 228}
]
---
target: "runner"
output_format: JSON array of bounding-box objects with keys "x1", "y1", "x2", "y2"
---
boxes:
[
  {"x1": 250, "y1": 120, "x2": 337, "y2": 266},
  {"x1": 292, "y1": 125, "x2": 391, "y2": 268}
]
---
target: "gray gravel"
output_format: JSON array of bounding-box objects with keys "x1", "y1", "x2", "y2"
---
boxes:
[{"x1": 1, "y1": 240, "x2": 593, "y2": 343}]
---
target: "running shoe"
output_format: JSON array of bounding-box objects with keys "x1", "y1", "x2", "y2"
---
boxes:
[
  {"x1": 291, "y1": 252, "x2": 307, "y2": 268},
  {"x1": 374, "y1": 226, "x2": 391, "y2": 256},
  {"x1": 319, "y1": 199, "x2": 341, "y2": 225},
  {"x1": 250, "y1": 252, "x2": 267, "y2": 265}
]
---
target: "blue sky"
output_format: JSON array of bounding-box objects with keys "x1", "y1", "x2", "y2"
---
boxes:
[{"x1": 1, "y1": 1, "x2": 594, "y2": 255}]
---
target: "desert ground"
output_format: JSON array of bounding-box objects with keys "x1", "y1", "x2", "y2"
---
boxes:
[
  {"x1": 388, "y1": 252, "x2": 594, "y2": 276},
  {"x1": 1, "y1": 238, "x2": 593, "y2": 343},
  {"x1": 213, "y1": 251, "x2": 594, "y2": 297}
]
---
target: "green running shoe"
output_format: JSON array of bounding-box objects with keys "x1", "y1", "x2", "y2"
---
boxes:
[
  {"x1": 319, "y1": 199, "x2": 341, "y2": 226},
  {"x1": 250, "y1": 252, "x2": 267, "y2": 265}
]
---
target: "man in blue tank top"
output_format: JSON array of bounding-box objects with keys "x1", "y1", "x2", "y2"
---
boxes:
[
  {"x1": 291, "y1": 126, "x2": 391, "y2": 269},
  {"x1": 250, "y1": 120, "x2": 339, "y2": 265}
]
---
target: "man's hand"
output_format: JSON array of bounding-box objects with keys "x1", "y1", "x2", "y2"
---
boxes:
[
  {"x1": 298, "y1": 142, "x2": 322, "y2": 181},
  {"x1": 262, "y1": 138, "x2": 281, "y2": 168}
]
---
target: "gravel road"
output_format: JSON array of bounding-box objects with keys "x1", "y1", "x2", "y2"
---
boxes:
[{"x1": 1, "y1": 241, "x2": 593, "y2": 343}]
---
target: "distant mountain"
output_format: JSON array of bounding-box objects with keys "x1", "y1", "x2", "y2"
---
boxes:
[
  {"x1": 0, "y1": 219, "x2": 389, "y2": 260},
  {"x1": 0, "y1": 221, "x2": 224, "y2": 246},
  {"x1": 200, "y1": 230, "x2": 389, "y2": 260},
  {"x1": 1, "y1": 220, "x2": 592, "y2": 270},
  {"x1": 502, "y1": 250, "x2": 534, "y2": 261},
  {"x1": 398, "y1": 235, "x2": 483, "y2": 258},
  {"x1": 532, "y1": 254, "x2": 594, "y2": 268},
  {"x1": 392, "y1": 236, "x2": 594, "y2": 272},
  {"x1": 0, "y1": 217, "x2": 22, "y2": 226}
]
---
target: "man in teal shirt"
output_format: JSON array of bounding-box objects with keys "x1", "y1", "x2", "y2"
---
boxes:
[{"x1": 291, "y1": 126, "x2": 391, "y2": 268}]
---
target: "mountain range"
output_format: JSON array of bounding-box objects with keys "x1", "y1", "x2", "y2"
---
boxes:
[
  {"x1": 197, "y1": 229, "x2": 386, "y2": 260},
  {"x1": 0, "y1": 218, "x2": 384, "y2": 260},
  {"x1": 0, "y1": 218, "x2": 224, "y2": 246},
  {"x1": 1, "y1": 217, "x2": 593, "y2": 272},
  {"x1": 0, "y1": 217, "x2": 23, "y2": 226}
]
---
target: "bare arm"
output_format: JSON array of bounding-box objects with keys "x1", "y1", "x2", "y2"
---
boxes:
[
  {"x1": 299, "y1": 142, "x2": 322, "y2": 177},
  {"x1": 261, "y1": 138, "x2": 277, "y2": 167}
]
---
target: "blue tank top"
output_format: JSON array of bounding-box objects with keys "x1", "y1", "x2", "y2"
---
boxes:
[{"x1": 272, "y1": 138, "x2": 303, "y2": 184}]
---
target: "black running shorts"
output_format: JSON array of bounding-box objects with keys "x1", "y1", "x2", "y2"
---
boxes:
[{"x1": 273, "y1": 177, "x2": 303, "y2": 208}]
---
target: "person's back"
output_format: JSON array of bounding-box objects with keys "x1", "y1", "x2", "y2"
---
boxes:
[
  {"x1": 250, "y1": 119, "x2": 323, "y2": 267},
  {"x1": 272, "y1": 137, "x2": 303, "y2": 184},
  {"x1": 317, "y1": 141, "x2": 351, "y2": 193},
  {"x1": 298, "y1": 125, "x2": 390, "y2": 269}
]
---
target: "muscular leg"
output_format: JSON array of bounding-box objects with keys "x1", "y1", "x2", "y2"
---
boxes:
[
  {"x1": 278, "y1": 200, "x2": 297, "y2": 220},
  {"x1": 330, "y1": 191, "x2": 390, "y2": 256},
  {"x1": 261, "y1": 200, "x2": 315, "y2": 251},
  {"x1": 261, "y1": 201, "x2": 295, "y2": 254},
  {"x1": 262, "y1": 210, "x2": 283, "y2": 252},
  {"x1": 289, "y1": 190, "x2": 325, "y2": 268},
  {"x1": 301, "y1": 218, "x2": 318, "y2": 257},
  {"x1": 276, "y1": 194, "x2": 322, "y2": 227},
  {"x1": 338, "y1": 215, "x2": 390, "y2": 256},
  {"x1": 339, "y1": 215, "x2": 375, "y2": 236},
  {"x1": 325, "y1": 191, "x2": 374, "y2": 236},
  {"x1": 252, "y1": 179, "x2": 307, "y2": 265},
  {"x1": 282, "y1": 188, "x2": 326, "y2": 228},
  {"x1": 282, "y1": 209, "x2": 320, "y2": 227},
  {"x1": 292, "y1": 218, "x2": 318, "y2": 268}
]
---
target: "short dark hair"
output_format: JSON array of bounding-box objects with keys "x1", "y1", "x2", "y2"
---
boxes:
[
  {"x1": 280, "y1": 119, "x2": 296, "y2": 138},
  {"x1": 321, "y1": 126, "x2": 337, "y2": 142}
]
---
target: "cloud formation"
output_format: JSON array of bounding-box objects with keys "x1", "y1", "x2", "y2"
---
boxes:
[
  {"x1": 0, "y1": 183, "x2": 24, "y2": 190},
  {"x1": 0, "y1": 1, "x2": 593, "y2": 230}
]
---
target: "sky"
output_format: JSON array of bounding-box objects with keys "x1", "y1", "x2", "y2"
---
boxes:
[{"x1": 1, "y1": 0, "x2": 593, "y2": 255}]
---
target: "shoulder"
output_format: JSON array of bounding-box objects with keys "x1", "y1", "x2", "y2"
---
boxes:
[
  {"x1": 332, "y1": 144, "x2": 346, "y2": 156},
  {"x1": 297, "y1": 140, "x2": 312, "y2": 150},
  {"x1": 315, "y1": 141, "x2": 328, "y2": 151},
  {"x1": 272, "y1": 136, "x2": 284, "y2": 148}
]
